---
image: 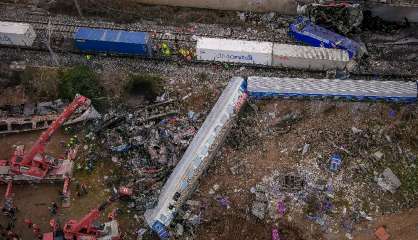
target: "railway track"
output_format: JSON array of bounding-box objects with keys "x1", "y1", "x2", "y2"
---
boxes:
[
  {"x1": 0, "y1": 5, "x2": 292, "y2": 44},
  {"x1": 1, "y1": 6, "x2": 417, "y2": 79},
  {"x1": 0, "y1": 16, "x2": 197, "y2": 43},
  {"x1": 2, "y1": 45, "x2": 416, "y2": 81}
]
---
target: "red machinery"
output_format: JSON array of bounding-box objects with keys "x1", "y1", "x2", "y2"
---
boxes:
[
  {"x1": 1, "y1": 95, "x2": 91, "y2": 212},
  {"x1": 44, "y1": 187, "x2": 132, "y2": 240},
  {"x1": 9, "y1": 95, "x2": 90, "y2": 179}
]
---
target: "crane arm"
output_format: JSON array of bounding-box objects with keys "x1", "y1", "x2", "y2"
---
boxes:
[
  {"x1": 20, "y1": 95, "x2": 90, "y2": 166},
  {"x1": 68, "y1": 208, "x2": 101, "y2": 233}
]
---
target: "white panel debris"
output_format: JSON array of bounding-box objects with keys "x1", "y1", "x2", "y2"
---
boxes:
[
  {"x1": 272, "y1": 44, "x2": 350, "y2": 70},
  {"x1": 196, "y1": 37, "x2": 273, "y2": 65},
  {"x1": 377, "y1": 168, "x2": 401, "y2": 193},
  {"x1": 145, "y1": 77, "x2": 248, "y2": 234},
  {"x1": 0, "y1": 21, "x2": 36, "y2": 46}
]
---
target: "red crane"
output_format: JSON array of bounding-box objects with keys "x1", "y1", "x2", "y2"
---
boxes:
[
  {"x1": 9, "y1": 95, "x2": 90, "y2": 179},
  {"x1": 44, "y1": 187, "x2": 132, "y2": 240},
  {"x1": 1, "y1": 95, "x2": 91, "y2": 213}
]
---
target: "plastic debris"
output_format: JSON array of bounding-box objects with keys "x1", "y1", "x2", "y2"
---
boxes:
[
  {"x1": 330, "y1": 154, "x2": 342, "y2": 171},
  {"x1": 216, "y1": 196, "x2": 231, "y2": 209},
  {"x1": 252, "y1": 201, "x2": 267, "y2": 220},
  {"x1": 276, "y1": 200, "x2": 286, "y2": 217},
  {"x1": 272, "y1": 228, "x2": 281, "y2": 240}
]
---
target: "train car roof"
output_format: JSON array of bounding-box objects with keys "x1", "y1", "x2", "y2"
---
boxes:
[
  {"x1": 75, "y1": 27, "x2": 148, "y2": 44},
  {"x1": 0, "y1": 21, "x2": 32, "y2": 34}
]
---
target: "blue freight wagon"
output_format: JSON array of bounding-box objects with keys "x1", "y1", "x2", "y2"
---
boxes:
[
  {"x1": 289, "y1": 16, "x2": 362, "y2": 59},
  {"x1": 74, "y1": 27, "x2": 152, "y2": 56}
]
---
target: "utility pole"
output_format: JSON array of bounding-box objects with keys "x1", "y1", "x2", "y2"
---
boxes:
[
  {"x1": 73, "y1": 0, "x2": 84, "y2": 18},
  {"x1": 46, "y1": 18, "x2": 60, "y2": 66}
]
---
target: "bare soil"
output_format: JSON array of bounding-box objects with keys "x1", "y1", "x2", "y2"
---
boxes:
[{"x1": 188, "y1": 100, "x2": 418, "y2": 240}]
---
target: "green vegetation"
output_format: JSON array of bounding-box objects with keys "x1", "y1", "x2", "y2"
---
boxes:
[
  {"x1": 58, "y1": 65, "x2": 104, "y2": 103},
  {"x1": 124, "y1": 74, "x2": 163, "y2": 101},
  {"x1": 21, "y1": 67, "x2": 60, "y2": 101}
]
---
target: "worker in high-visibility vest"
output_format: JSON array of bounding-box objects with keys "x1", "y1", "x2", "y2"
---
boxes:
[{"x1": 161, "y1": 43, "x2": 171, "y2": 56}]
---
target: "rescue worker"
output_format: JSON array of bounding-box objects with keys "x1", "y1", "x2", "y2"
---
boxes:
[
  {"x1": 161, "y1": 42, "x2": 171, "y2": 57},
  {"x1": 49, "y1": 201, "x2": 58, "y2": 215},
  {"x1": 24, "y1": 219, "x2": 33, "y2": 228},
  {"x1": 76, "y1": 183, "x2": 88, "y2": 197},
  {"x1": 32, "y1": 223, "x2": 40, "y2": 235}
]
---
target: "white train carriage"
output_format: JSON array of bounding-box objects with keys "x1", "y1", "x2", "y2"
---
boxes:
[
  {"x1": 196, "y1": 37, "x2": 273, "y2": 65},
  {"x1": 272, "y1": 44, "x2": 350, "y2": 70},
  {"x1": 247, "y1": 76, "x2": 418, "y2": 102},
  {"x1": 196, "y1": 37, "x2": 353, "y2": 71},
  {"x1": 145, "y1": 77, "x2": 248, "y2": 238},
  {"x1": 0, "y1": 21, "x2": 36, "y2": 47}
]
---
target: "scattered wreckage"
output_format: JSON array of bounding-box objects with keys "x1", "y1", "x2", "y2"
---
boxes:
[
  {"x1": 145, "y1": 77, "x2": 248, "y2": 238},
  {"x1": 0, "y1": 98, "x2": 100, "y2": 134},
  {"x1": 144, "y1": 75, "x2": 417, "y2": 238},
  {"x1": 43, "y1": 186, "x2": 132, "y2": 240},
  {"x1": 0, "y1": 95, "x2": 94, "y2": 218}
]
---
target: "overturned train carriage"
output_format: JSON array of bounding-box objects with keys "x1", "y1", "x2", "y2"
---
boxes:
[
  {"x1": 247, "y1": 77, "x2": 418, "y2": 102},
  {"x1": 144, "y1": 77, "x2": 248, "y2": 238}
]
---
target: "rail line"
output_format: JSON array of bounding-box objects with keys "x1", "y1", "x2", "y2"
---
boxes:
[
  {"x1": 0, "y1": 10, "x2": 292, "y2": 44},
  {"x1": 1, "y1": 11, "x2": 417, "y2": 78}
]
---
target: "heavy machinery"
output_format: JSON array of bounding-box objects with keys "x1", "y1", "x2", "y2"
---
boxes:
[
  {"x1": 43, "y1": 187, "x2": 132, "y2": 240},
  {"x1": 0, "y1": 95, "x2": 91, "y2": 212},
  {"x1": 8, "y1": 95, "x2": 90, "y2": 179}
]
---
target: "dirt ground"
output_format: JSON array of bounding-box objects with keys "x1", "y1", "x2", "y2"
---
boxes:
[
  {"x1": 353, "y1": 207, "x2": 418, "y2": 240},
  {"x1": 0, "y1": 129, "x2": 136, "y2": 239},
  {"x1": 0, "y1": 3, "x2": 417, "y2": 238},
  {"x1": 188, "y1": 100, "x2": 418, "y2": 240}
]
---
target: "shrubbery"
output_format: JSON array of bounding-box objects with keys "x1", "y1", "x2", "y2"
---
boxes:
[
  {"x1": 58, "y1": 65, "x2": 104, "y2": 102},
  {"x1": 124, "y1": 74, "x2": 163, "y2": 101}
]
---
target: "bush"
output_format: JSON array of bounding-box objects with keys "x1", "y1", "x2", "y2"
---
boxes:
[
  {"x1": 58, "y1": 65, "x2": 104, "y2": 102},
  {"x1": 21, "y1": 67, "x2": 60, "y2": 101},
  {"x1": 124, "y1": 74, "x2": 163, "y2": 101}
]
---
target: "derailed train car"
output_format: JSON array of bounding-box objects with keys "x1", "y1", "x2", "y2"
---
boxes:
[
  {"x1": 288, "y1": 16, "x2": 364, "y2": 59},
  {"x1": 144, "y1": 77, "x2": 248, "y2": 238},
  {"x1": 247, "y1": 76, "x2": 418, "y2": 102}
]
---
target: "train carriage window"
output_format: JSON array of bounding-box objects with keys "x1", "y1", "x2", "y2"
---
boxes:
[
  {"x1": 11, "y1": 122, "x2": 33, "y2": 131},
  {"x1": 0, "y1": 122, "x2": 8, "y2": 132},
  {"x1": 36, "y1": 121, "x2": 46, "y2": 128}
]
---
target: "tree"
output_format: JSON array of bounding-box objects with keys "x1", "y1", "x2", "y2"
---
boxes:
[{"x1": 58, "y1": 65, "x2": 104, "y2": 102}]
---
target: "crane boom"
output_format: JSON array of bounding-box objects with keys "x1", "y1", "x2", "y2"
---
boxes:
[
  {"x1": 21, "y1": 95, "x2": 89, "y2": 166},
  {"x1": 10, "y1": 95, "x2": 90, "y2": 178}
]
